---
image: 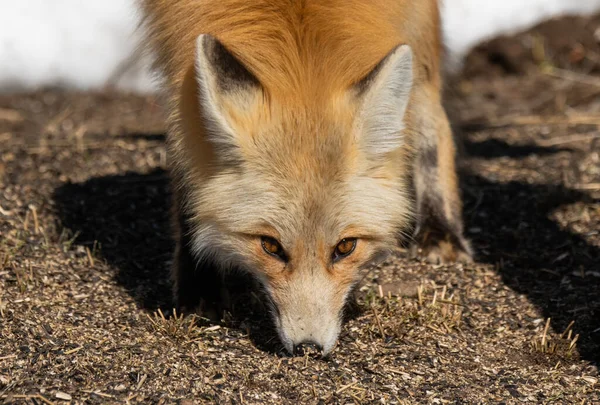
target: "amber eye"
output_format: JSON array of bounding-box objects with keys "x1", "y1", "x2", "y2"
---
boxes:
[
  {"x1": 261, "y1": 236, "x2": 287, "y2": 261},
  {"x1": 333, "y1": 238, "x2": 357, "y2": 262}
]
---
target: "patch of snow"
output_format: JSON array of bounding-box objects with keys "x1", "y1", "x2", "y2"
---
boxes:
[
  {"x1": 1, "y1": 0, "x2": 599, "y2": 93},
  {"x1": 0, "y1": 0, "x2": 154, "y2": 93}
]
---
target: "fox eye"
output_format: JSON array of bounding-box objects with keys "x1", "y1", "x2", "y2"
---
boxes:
[
  {"x1": 333, "y1": 238, "x2": 357, "y2": 262},
  {"x1": 261, "y1": 236, "x2": 287, "y2": 261}
]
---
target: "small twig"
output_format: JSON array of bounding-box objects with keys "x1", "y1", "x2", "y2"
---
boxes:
[
  {"x1": 29, "y1": 205, "x2": 39, "y2": 234},
  {"x1": 1, "y1": 253, "x2": 9, "y2": 269},
  {"x1": 136, "y1": 374, "x2": 148, "y2": 390},
  {"x1": 126, "y1": 394, "x2": 138, "y2": 405},
  {"x1": 538, "y1": 133, "x2": 600, "y2": 147},
  {"x1": 386, "y1": 368, "x2": 409, "y2": 376},
  {"x1": 572, "y1": 183, "x2": 600, "y2": 191},
  {"x1": 560, "y1": 321, "x2": 575, "y2": 339},
  {"x1": 544, "y1": 67, "x2": 600, "y2": 88},
  {"x1": 436, "y1": 299, "x2": 467, "y2": 308},
  {"x1": 417, "y1": 285, "x2": 424, "y2": 306},
  {"x1": 541, "y1": 318, "x2": 551, "y2": 350},
  {"x1": 145, "y1": 312, "x2": 159, "y2": 328},
  {"x1": 568, "y1": 335, "x2": 580, "y2": 353},
  {"x1": 0, "y1": 205, "x2": 13, "y2": 216},
  {"x1": 0, "y1": 395, "x2": 54, "y2": 405},
  {"x1": 37, "y1": 395, "x2": 56, "y2": 405},
  {"x1": 426, "y1": 324, "x2": 445, "y2": 334},
  {"x1": 64, "y1": 346, "x2": 83, "y2": 355},
  {"x1": 371, "y1": 305, "x2": 386, "y2": 340},
  {"x1": 82, "y1": 390, "x2": 114, "y2": 398},
  {"x1": 86, "y1": 247, "x2": 95, "y2": 267},
  {"x1": 335, "y1": 381, "x2": 358, "y2": 395}
]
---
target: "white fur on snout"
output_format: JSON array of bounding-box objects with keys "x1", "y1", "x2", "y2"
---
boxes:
[
  {"x1": 268, "y1": 272, "x2": 347, "y2": 356},
  {"x1": 277, "y1": 312, "x2": 341, "y2": 355}
]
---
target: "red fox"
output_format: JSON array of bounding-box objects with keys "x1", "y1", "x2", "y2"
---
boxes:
[{"x1": 139, "y1": 0, "x2": 472, "y2": 355}]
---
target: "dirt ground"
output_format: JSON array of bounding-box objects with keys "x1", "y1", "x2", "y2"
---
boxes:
[{"x1": 1, "y1": 14, "x2": 600, "y2": 405}]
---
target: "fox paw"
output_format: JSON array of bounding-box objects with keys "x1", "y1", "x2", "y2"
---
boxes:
[
  {"x1": 176, "y1": 287, "x2": 231, "y2": 323},
  {"x1": 410, "y1": 233, "x2": 473, "y2": 265}
]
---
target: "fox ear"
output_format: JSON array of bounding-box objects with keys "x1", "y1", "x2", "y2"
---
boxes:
[
  {"x1": 195, "y1": 34, "x2": 261, "y2": 159},
  {"x1": 354, "y1": 45, "x2": 413, "y2": 155}
]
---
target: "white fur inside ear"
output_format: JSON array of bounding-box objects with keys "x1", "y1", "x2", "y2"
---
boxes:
[
  {"x1": 194, "y1": 34, "x2": 238, "y2": 148},
  {"x1": 357, "y1": 45, "x2": 413, "y2": 155}
]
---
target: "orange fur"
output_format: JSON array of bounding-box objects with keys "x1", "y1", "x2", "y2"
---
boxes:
[{"x1": 140, "y1": 0, "x2": 441, "y2": 103}]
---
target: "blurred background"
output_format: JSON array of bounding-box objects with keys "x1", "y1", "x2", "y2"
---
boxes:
[{"x1": 1, "y1": 0, "x2": 600, "y2": 94}]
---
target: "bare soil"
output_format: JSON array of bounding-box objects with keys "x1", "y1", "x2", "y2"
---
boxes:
[{"x1": 1, "y1": 14, "x2": 599, "y2": 405}]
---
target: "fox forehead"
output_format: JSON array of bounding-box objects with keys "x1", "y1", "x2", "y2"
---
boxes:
[
  {"x1": 227, "y1": 92, "x2": 356, "y2": 151},
  {"x1": 201, "y1": 169, "x2": 410, "y2": 244},
  {"x1": 198, "y1": 147, "x2": 411, "y2": 246},
  {"x1": 243, "y1": 110, "x2": 356, "y2": 181}
]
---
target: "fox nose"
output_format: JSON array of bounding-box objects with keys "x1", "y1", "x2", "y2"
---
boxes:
[{"x1": 293, "y1": 341, "x2": 323, "y2": 356}]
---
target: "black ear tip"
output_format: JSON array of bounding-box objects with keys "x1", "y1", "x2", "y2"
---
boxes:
[
  {"x1": 196, "y1": 34, "x2": 231, "y2": 64},
  {"x1": 196, "y1": 34, "x2": 260, "y2": 90},
  {"x1": 353, "y1": 44, "x2": 412, "y2": 94},
  {"x1": 196, "y1": 34, "x2": 220, "y2": 57}
]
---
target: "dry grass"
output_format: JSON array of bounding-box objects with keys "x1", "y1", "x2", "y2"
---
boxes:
[
  {"x1": 145, "y1": 309, "x2": 215, "y2": 343},
  {"x1": 364, "y1": 284, "x2": 465, "y2": 341},
  {"x1": 531, "y1": 319, "x2": 579, "y2": 358},
  {"x1": 1, "y1": 12, "x2": 600, "y2": 404}
]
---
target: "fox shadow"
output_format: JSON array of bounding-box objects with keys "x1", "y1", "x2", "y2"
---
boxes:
[
  {"x1": 52, "y1": 148, "x2": 285, "y2": 353},
  {"x1": 53, "y1": 135, "x2": 599, "y2": 364},
  {"x1": 460, "y1": 138, "x2": 599, "y2": 366}
]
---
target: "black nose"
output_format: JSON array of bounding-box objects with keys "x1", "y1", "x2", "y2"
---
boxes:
[{"x1": 293, "y1": 341, "x2": 323, "y2": 356}]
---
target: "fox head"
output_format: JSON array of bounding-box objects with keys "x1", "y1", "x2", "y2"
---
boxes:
[{"x1": 184, "y1": 34, "x2": 414, "y2": 355}]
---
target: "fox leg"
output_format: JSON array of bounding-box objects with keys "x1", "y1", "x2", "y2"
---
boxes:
[
  {"x1": 170, "y1": 183, "x2": 227, "y2": 321},
  {"x1": 409, "y1": 85, "x2": 473, "y2": 264}
]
